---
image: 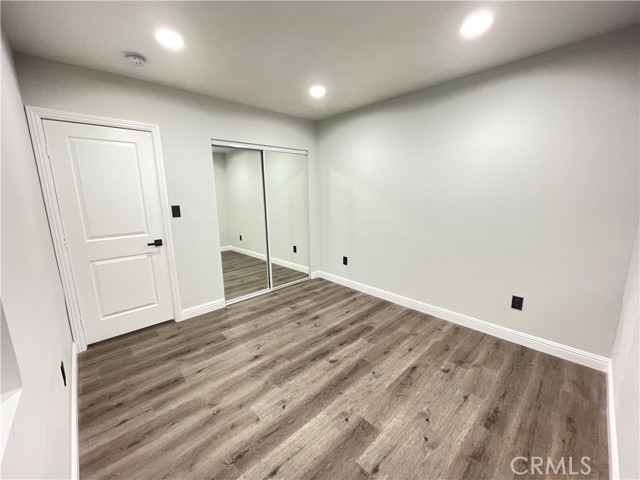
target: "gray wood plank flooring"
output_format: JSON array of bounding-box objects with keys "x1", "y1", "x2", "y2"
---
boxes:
[
  {"x1": 221, "y1": 250, "x2": 308, "y2": 300},
  {"x1": 78, "y1": 279, "x2": 608, "y2": 479}
]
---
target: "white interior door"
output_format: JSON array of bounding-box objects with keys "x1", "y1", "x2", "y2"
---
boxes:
[{"x1": 43, "y1": 120, "x2": 174, "y2": 344}]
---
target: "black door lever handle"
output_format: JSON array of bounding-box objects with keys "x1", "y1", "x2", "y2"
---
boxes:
[{"x1": 147, "y1": 239, "x2": 163, "y2": 247}]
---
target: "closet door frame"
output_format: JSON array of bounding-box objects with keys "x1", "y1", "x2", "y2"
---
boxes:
[{"x1": 211, "y1": 139, "x2": 310, "y2": 304}]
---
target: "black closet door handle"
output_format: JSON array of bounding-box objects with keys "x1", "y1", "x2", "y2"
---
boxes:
[{"x1": 147, "y1": 239, "x2": 163, "y2": 247}]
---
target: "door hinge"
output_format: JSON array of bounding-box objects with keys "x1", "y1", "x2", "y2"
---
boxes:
[{"x1": 45, "y1": 144, "x2": 51, "y2": 158}]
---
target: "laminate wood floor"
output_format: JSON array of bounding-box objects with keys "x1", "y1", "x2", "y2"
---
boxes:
[
  {"x1": 78, "y1": 279, "x2": 608, "y2": 480},
  {"x1": 221, "y1": 250, "x2": 308, "y2": 300}
]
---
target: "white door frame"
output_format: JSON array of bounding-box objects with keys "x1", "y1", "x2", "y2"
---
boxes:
[{"x1": 26, "y1": 106, "x2": 182, "y2": 352}]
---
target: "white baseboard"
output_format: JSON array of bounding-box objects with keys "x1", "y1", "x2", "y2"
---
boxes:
[
  {"x1": 607, "y1": 363, "x2": 619, "y2": 480},
  {"x1": 226, "y1": 245, "x2": 267, "y2": 261},
  {"x1": 317, "y1": 271, "x2": 609, "y2": 372},
  {"x1": 223, "y1": 246, "x2": 309, "y2": 274},
  {"x1": 311, "y1": 270, "x2": 321, "y2": 279},
  {"x1": 271, "y1": 257, "x2": 309, "y2": 274},
  {"x1": 71, "y1": 342, "x2": 78, "y2": 480},
  {"x1": 180, "y1": 299, "x2": 225, "y2": 321}
]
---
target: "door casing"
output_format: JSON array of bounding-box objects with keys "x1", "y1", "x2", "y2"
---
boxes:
[{"x1": 26, "y1": 106, "x2": 182, "y2": 352}]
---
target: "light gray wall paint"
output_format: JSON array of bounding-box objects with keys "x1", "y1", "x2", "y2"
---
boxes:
[
  {"x1": 317, "y1": 28, "x2": 639, "y2": 357},
  {"x1": 212, "y1": 153, "x2": 230, "y2": 247},
  {"x1": 14, "y1": 54, "x2": 318, "y2": 310},
  {"x1": 1, "y1": 34, "x2": 73, "y2": 478},
  {"x1": 225, "y1": 149, "x2": 268, "y2": 256},
  {"x1": 612, "y1": 228, "x2": 639, "y2": 479}
]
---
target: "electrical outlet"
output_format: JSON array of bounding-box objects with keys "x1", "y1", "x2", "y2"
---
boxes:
[
  {"x1": 511, "y1": 296, "x2": 524, "y2": 311},
  {"x1": 239, "y1": 234, "x2": 242, "y2": 241},
  {"x1": 60, "y1": 361, "x2": 67, "y2": 386},
  {"x1": 293, "y1": 245, "x2": 297, "y2": 253},
  {"x1": 343, "y1": 256, "x2": 348, "y2": 266},
  {"x1": 171, "y1": 205, "x2": 181, "y2": 217}
]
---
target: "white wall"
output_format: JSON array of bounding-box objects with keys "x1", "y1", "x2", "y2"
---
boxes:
[
  {"x1": 1, "y1": 33, "x2": 74, "y2": 479},
  {"x1": 212, "y1": 153, "x2": 230, "y2": 247},
  {"x1": 265, "y1": 151, "x2": 309, "y2": 268},
  {"x1": 14, "y1": 54, "x2": 318, "y2": 310},
  {"x1": 317, "y1": 28, "x2": 639, "y2": 357},
  {"x1": 611, "y1": 228, "x2": 639, "y2": 479},
  {"x1": 225, "y1": 149, "x2": 268, "y2": 255}
]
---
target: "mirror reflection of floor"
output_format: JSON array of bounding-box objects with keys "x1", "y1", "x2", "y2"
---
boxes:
[{"x1": 221, "y1": 250, "x2": 308, "y2": 300}]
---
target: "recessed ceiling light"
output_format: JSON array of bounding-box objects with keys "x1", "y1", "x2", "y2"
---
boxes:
[
  {"x1": 155, "y1": 28, "x2": 184, "y2": 50},
  {"x1": 309, "y1": 85, "x2": 326, "y2": 98},
  {"x1": 459, "y1": 9, "x2": 494, "y2": 39}
]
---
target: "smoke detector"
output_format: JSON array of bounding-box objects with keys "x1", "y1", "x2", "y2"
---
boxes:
[{"x1": 125, "y1": 53, "x2": 146, "y2": 66}]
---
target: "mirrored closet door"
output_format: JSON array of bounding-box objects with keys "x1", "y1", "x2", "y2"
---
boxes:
[
  {"x1": 264, "y1": 150, "x2": 309, "y2": 288},
  {"x1": 212, "y1": 141, "x2": 309, "y2": 303}
]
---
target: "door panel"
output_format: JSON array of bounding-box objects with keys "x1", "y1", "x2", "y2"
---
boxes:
[
  {"x1": 70, "y1": 139, "x2": 149, "y2": 239},
  {"x1": 91, "y1": 254, "x2": 159, "y2": 318},
  {"x1": 43, "y1": 120, "x2": 174, "y2": 344}
]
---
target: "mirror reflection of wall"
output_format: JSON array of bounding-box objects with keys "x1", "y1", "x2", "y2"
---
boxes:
[
  {"x1": 213, "y1": 147, "x2": 269, "y2": 300},
  {"x1": 213, "y1": 144, "x2": 310, "y2": 303},
  {"x1": 265, "y1": 151, "x2": 309, "y2": 287}
]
